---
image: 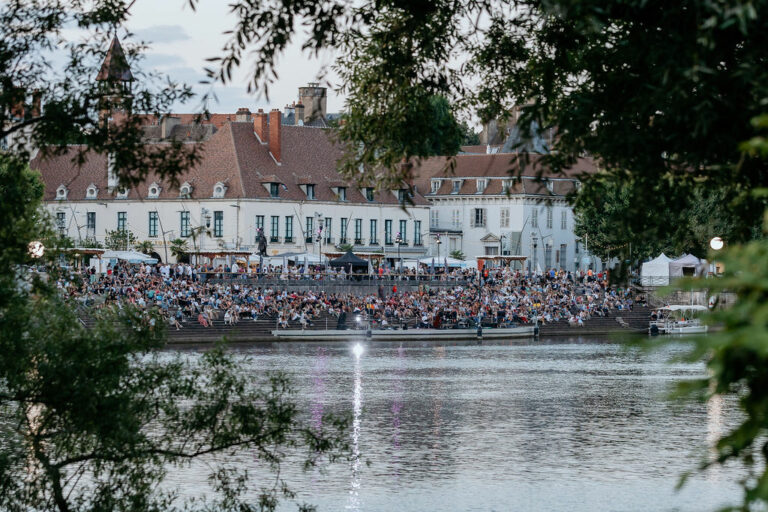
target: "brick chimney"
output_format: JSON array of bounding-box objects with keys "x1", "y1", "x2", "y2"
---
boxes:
[
  {"x1": 254, "y1": 109, "x2": 268, "y2": 143},
  {"x1": 235, "y1": 107, "x2": 251, "y2": 122},
  {"x1": 269, "y1": 109, "x2": 281, "y2": 163}
]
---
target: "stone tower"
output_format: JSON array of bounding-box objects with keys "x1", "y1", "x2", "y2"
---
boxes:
[{"x1": 298, "y1": 83, "x2": 327, "y2": 124}]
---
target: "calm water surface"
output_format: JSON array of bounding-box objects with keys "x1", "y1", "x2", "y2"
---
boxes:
[{"x1": 169, "y1": 337, "x2": 743, "y2": 512}]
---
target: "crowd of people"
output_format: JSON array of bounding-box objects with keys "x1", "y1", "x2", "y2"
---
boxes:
[{"x1": 58, "y1": 261, "x2": 636, "y2": 331}]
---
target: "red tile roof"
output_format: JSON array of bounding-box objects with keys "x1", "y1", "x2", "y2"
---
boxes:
[{"x1": 32, "y1": 121, "x2": 430, "y2": 206}]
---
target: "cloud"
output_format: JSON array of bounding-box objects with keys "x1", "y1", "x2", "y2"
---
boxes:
[
  {"x1": 141, "y1": 53, "x2": 187, "y2": 69},
  {"x1": 133, "y1": 25, "x2": 190, "y2": 43}
]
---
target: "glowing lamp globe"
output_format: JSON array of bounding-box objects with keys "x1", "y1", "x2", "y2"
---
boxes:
[
  {"x1": 710, "y1": 237, "x2": 724, "y2": 251},
  {"x1": 28, "y1": 241, "x2": 45, "y2": 258}
]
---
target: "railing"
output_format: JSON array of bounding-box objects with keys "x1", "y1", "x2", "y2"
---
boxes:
[
  {"x1": 269, "y1": 236, "x2": 280, "y2": 243},
  {"x1": 354, "y1": 238, "x2": 363, "y2": 245},
  {"x1": 199, "y1": 271, "x2": 473, "y2": 284},
  {"x1": 284, "y1": 236, "x2": 294, "y2": 243}
]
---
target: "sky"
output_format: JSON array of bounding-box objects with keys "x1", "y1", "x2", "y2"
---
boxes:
[{"x1": 123, "y1": 0, "x2": 343, "y2": 115}]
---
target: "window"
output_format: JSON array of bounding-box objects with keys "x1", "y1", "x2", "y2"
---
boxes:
[
  {"x1": 414, "y1": 220, "x2": 422, "y2": 246},
  {"x1": 213, "y1": 211, "x2": 223, "y2": 238},
  {"x1": 430, "y1": 210, "x2": 439, "y2": 228},
  {"x1": 385, "y1": 220, "x2": 392, "y2": 245},
  {"x1": 399, "y1": 220, "x2": 407, "y2": 243},
  {"x1": 116, "y1": 187, "x2": 128, "y2": 199},
  {"x1": 56, "y1": 185, "x2": 67, "y2": 200},
  {"x1": 255, "y1": 215, "x2": 265, "y2": 241},
  {"x1": 285, "y1": 215, "x2": 293, "y2": 242},
  {"x1": 117, "y1": 212, "x2": 127, "y2": 232},
  {"x1": 449, "y1": 237, "x2": 457, "y2": 252},
  {"x1": 148, "y1": 183, "x2": 160, "y2": 199},
  {"x1": 338, "y1": 187, "x2": 347, "y2": 201},
  {"x1": 305, "y1": 217, "x2": 314, "y2": 243},
  {"x1": 485, "y1": 246, "x2": 499, "y2": 256},
  {"x1": 354, "y1": 219, "x2": 362, "y2": 244},
  {"x1": 575, "y1": 241, "x2": 580, "y2": 254},
  {"x1": 306, "y1": 184, "x2": 316, "y2": 200},
  {"x1": 451, "y1": 180, "x2": 461, "y2": 194},
  {"x1": 561, "y1": 210, "x2": 567, "y2": 230},
  {"x1": 472, "y1": 208, "x2": 486, "y2": 228},
  {"x1": 340, "y1": 218, "x2": 348, "y2": 243},
  {"x1": 324, "y1": 217, "x2": 332, "y2": 243},
  {"x1": 148, "y1": 212, "x2": 158, "y2": 238},
  {"x1": 430, "y1": 180, "x2": 440, "y2": 194},
  {"x1": 502, "y1": 179, "x2": 513, "y2": 194},
  {"x1": 546, "y1": 180, "x2": 554, "y2": 193},
  {"x1": 179, "y1": 182, "x2": 192, "y2": 198},
  {"x1": 559, "y1": 244, "x2": 567, "y2": 269},
  {"x1": 270, "y1": 216, "x2": 279, "y2": 242},
  {"x1": 500, "y1": 208, "x2": 510, "y2": 228},
  {"x1": 213, "y1": 182, "x2": 227, "y2": 198},
  {"x1": 545, "y1": 243, "x2": 553, "y2": 268},
  {"x1": 531, "y1": 209, "x2": 538, "y2": 228},
  {"x1": 370, "y1": 219, "x2": 378, "y2": 244},
  {"x1": 86, "y1": 185, "x2": 98, "y2": 199},
  {"x1": 546, "y1": 206, "x2": 553, "y2": 229},
  {"x1": 452, "y1": 209, "x2": 461, "y2": 228},
  {"x1": 476, "y1": 179, "x2": 487, "y2": 193},
  {"x1": 56, "y1": 212, "x2": 66, "y2": 236},
  {"x1": 397, "y1": 189, "x2": 407, "y2": 204},
  {"x1": 365, "y1": 188, "x2": 374, "y2": 202},
  {"x1": 269, "y1": 183, "x2": 280, "y2": 198},
  {"x1": 179, "y1": 211, "x2": 189, "y2": 237}
]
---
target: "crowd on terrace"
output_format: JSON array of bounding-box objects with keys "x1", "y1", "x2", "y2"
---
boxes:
[{"x1": 58, "y1": 261, "x2": 637, "y2": 330}]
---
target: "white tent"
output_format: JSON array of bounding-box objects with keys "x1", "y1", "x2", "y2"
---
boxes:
[
  {"x1": 101, "y1": 250, "x2": 158, "y2": 264},
  {"x1": 418, "y1": 257, "x2": 468, "y2": 268},
  {"x1": 641, "y1": 253, "x2": 672, "y2": 286},
  {"x1": 669, "y1": 253, "x2": 707, "y2": 278}
]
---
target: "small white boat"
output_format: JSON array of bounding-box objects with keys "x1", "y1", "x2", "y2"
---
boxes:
[{"x1": 649, "y1": 305, "x2": 709, "y2": 335}]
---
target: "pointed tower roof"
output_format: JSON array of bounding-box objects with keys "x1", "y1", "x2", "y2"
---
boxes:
[{"x1": 96, "y1": 37, "x2": 134, "y2": 82}]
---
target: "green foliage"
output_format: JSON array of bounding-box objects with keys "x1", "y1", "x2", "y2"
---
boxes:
[
  {"x1": 104, "y1": 229, "x2": 138, "y2": 251},
  {"x1": 459, "y1": 121, "x2": 480, "y2": 146},
  {"x1": 134, "y1": 240, "x2": 154, "y2": 255},
  {"x1": 337, "y1": 243, "x2": 354, "y2": 253},
  {"x1": 169, "y1": 238, "x2": 189, "y2": 260},
  {"x1": 572, "y1": 176, "x2": 750, "y2": 263},
  {"x1": 449, "y1": 249, "x2": 465, "y2": 260},
  {"x1": 670, "y1": 236, "x2": 768, "y2": 510}
]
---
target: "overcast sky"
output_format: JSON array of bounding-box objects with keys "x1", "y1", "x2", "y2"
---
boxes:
[{"x1": 124, "y1": 0, "x2": 343, "y2": 115}]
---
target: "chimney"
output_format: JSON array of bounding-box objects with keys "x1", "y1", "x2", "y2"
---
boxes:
[
  {"x1": 295, "y1": 102, "x2": 305, "y2": 126},
  {"x1": 254, "y1": 109, "x2": 268, "y2": 143},
  {"x1": 235, "y1": 107, "x2": 251, "y2": 122},
  {"x1": 160, "y1": 116, "x2": 181, "y2": 139},
  {"x1": 269, "y1": 109, "x2": 281, "y2": 163},
  {"x1": 283, "y1": 103, "x2": 295, "y2": 125},
  {"x1": 298, "y1": 83, "x2": 327, "y2": 123}
]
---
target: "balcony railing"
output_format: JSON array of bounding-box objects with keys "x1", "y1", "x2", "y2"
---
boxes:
[
  {"x1": 339, "y1": 237, "x2": 348, "y2": 244},
  {"x1": 354, "y1": 238, "x2": 363, "y2": 245},
  {"x1": 269, "y1": 236, "x2": 280, "y2": 243},
  {"x1": 305, "y1": 236, "x2": 313, "y2": 243},
  {"x1": 284, "y1": 236, "x2": 294, "y2": 243},
  {"x1": 370, "y1": 238, "x2": 379, "y2": 245}
]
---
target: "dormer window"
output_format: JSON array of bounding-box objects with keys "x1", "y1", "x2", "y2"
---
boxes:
[
  {"x1": 56, "y1": 185, "x2": 68, "y2": 200},
  {"x1": 451, "y1": 180, "x2": 462, "y2": 194},
  {"x1": 545, "y1": 179, "x2": 554, "y2": 193},
  {"x1": 179, "y1": 182, "x2": 193, "y2": 198},
  {"x1": 305, "y1": 184, "x2": 316, "y2": 200},
  {"x1": 502, "y1": 179, "x2": 513, "y2": 193},
  {"x1": 212, "y1": 181, "x2": 227, "y2": 198},
  {"x1": 269, "y1": 183, "x2": 280, "y2": 198},
  {"x1": 116, "y1": 187, "x2": 128, "y2": 199},
  {"x1": 430, "y1": 180, "x2": 440, "y2": 194},
  {"x1": 148, "y1": 182, "x2": 161, "y2": 199},
  {"x1": 337, "y1": 187, "x2": 347, "y2": 201},
  {"x1": 86, "y1": 184, "x2": 98, "y2": 199},
  {"x1": 476, "y1": 179, "x2": 487, "y2": 193},
  {"x1": 365, "y1": 187, "x2": 375, "y2": 202}
]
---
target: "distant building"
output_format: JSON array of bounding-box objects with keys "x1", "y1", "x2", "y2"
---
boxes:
[
  {"x1": 413, "y1": 153, "x2": 605, "y2": 272},
  {"x1": 31, "y1": 40, "x2": 429, "y2": 265}
]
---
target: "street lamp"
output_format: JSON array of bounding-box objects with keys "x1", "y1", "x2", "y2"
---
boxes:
[
  {"x1": 434, "y1": 233, "x2": 442, "y2": 275},
  {"x1": 395, "y1": 232, "x2": 403, "y2": 276},
  {"x1": 710, "y1": 236, "x2": 723, "y2": 275}
]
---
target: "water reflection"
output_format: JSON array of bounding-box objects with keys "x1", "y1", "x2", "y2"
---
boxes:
[
  {"x1": 346, "y1": 344, "x2": 363, "y2": 511},
  {"x1": 169, "y1": 339, "x2": 744, "y2": 512}
]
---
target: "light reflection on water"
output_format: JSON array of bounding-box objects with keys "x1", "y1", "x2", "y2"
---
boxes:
[{"x1": 171, "y1": 337, "x2": 744, "y2": 512}]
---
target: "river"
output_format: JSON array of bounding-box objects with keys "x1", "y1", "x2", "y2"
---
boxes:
[{"x1": 168, "y1": 337, "x2": 743, "y2": 512}]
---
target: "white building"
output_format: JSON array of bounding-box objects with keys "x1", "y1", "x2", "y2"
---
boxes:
[
  {"x1": 413, "y1": 153, "x2": 605, "y2": 272},
  {"x1": 32, "y1": 111, "x2": 430, "y2": 264}
]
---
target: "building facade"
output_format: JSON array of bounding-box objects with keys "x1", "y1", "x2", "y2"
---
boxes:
[
  {"x1": 414, "y1": 153, "x2": 605, "y2": 272},
  {"x1": 33, "y1": 110, "x2": 430, "y2": 264}
]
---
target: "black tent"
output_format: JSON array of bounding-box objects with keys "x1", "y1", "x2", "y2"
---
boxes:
[{"x1": 329, "y1": 250, "x2": 368, "y2": 271}]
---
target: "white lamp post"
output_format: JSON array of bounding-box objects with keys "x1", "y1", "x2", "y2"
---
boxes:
[{"x1": 710, "y1": 237, "x2": 723, "y2": 276}]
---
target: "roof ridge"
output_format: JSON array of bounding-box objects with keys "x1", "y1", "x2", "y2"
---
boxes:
[{"x1": 225, "y1": 123, "x2": 247, "y2": 197}]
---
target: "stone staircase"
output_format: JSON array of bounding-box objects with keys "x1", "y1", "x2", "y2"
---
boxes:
[{"x1": 539, "y1": 306, "x2": 651, "y2": 336}]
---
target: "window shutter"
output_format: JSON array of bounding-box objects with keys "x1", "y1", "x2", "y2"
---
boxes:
[
  {"x1": 470, "y1": 210, "x2": 475, "y2": 228},
  {"x1": 482, "y1": 208, "x2": 487, "y2": 227}
]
